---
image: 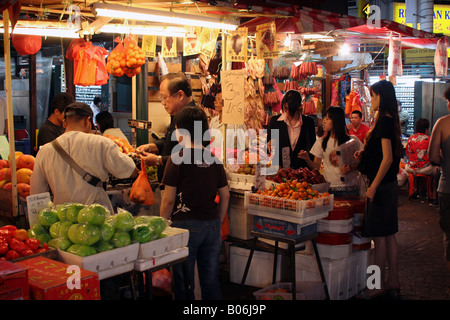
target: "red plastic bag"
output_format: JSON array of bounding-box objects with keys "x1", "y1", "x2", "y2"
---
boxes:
[
  {"x1": 151, "y1": 269, "x2": 172, "y2": 296},
  {"x1": 129, "y1": 159, "x2": 155, "y2": 205}
]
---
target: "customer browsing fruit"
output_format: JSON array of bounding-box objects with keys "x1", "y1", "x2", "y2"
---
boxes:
[
  {"x1": 30, "y1": 102, "x2": 138, "y2": 214},
  {"x1": 160, "y1": 105, "x2": 230, "y2": 300},
  {"x1": 136, "y1": 73, "x2": 197, "y2": 183}
]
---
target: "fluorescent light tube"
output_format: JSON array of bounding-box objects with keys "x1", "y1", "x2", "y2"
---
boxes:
[
  {"x1": 99, "y1": 24, "x2": 187, "y2": 37},
  {"x1": 94, "y1": 3, "x2": 239, "y2": 30},
  {"x1": 1, "y1": 27, "x2": 79, "y2": 38}
]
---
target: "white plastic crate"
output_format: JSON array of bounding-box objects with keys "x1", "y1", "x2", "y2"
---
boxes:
[
  {"x1": 57, "y1": 243, "x2": 139, "y2": 280},
  {"x1": 317, "y1": 243, "x2": 353, "y2": 259},
  {"x1": 253, "y1": 282, "x2": 326, "y2": 300},
  {"x1": 244, "y1": 191, "x2": 334, "y2": 219},
  {"x1": 294, "y1": 250, "x2": 370, "y2": 300},
  {"x1": 227, "y1": 172, "x2": 256, "y2": 191},
  {"x1": 228, "y1": 195, "x2": 254, "y2": 240},
  {"x1": 230, "y1": 246, "x2": 287, "y2": 288},
  {"x1": 137, "y1": 227, "x2": 189, "y2": 259},
  {"x1": 134, "y1": 247, "x2": 189, "y2": 272},
  {"x1": 317, "y1": 218, "x2": 354, "y2": 233}
]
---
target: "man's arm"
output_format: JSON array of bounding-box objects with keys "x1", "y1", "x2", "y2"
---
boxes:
[
  {"x1": 160, "y1": 185, "x2": 176, "y2": 220},
  {"x1": 428, "y1": 119, "x2": 442, "y2": 165}
]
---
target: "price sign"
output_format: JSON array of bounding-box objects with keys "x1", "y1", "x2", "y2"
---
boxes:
[
  {"x1": 26, "y1": 192, "x2": 51, "y2": 227},
  {"x1": 221, "y1": 69, "x2": 245, "y2": 125}
]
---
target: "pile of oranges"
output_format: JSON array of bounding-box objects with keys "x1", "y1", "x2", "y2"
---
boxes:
[
  {"x1": 106, "y1": 41, "x2": 146, "y2": 78},
  {"x1": 257, "y1": 180, "x2": 330, "y2": 201}
]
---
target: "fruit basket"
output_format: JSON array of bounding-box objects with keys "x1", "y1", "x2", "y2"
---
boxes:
[{"x1": 244, "y1": 191, "x2": 333, "y2": 218}]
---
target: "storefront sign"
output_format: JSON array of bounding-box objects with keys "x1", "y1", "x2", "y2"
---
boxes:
[
  {"x1": 393, "y1": 2, "x2": 450, "y2": 35},
  {"x1": 142, "y1": 35, "x2": 157, "y2": 58},
  {"x1": 256, "y1": 22, "x2": 278, "y2": 59},
  {"x1": 161, "y1": 36, "x2": 177, "y2": 58},
  {"x1": 226, "y1": 27, "x2": 248, "y2": 62},
  {"x1": 403, "y1": 48, "x2": 435, "y2": 64},
  {"x1": 220, "y1": 69, "x2": 245, "y2": 125}
]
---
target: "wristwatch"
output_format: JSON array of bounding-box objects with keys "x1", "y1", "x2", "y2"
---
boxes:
[{"x1": 156, "y1": 155, "x2": 162, "y2": 166}]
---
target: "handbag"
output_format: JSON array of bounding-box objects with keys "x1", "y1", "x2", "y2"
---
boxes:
[{"x1": 51, "y1": 139, "x2": 103, "y2": 188}]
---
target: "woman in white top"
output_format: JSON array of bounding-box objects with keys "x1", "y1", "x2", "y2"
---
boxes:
[{"x1": 299, "y1": 106, "x2": 364, "y2": 197}]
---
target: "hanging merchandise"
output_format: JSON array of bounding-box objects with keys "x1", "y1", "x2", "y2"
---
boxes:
[
  {"x1": 273, "y1": 62, "x2": 290, "y2": 80},
  {"x1": 161, "y1": 36, "x2": 177, "y2": 58},
  {"x1": 388, "y1": 33, "x2": 403, "y2": 77},
  {"x1": 339, "y1": 74, "x2": 352, "y2": 108},
  {"x1": 157, "y1": 52, "x2": 169, "y2": 81},
  {"x1": 284, "y1": 80, "x2": 299, "y2": 92},
  {"x1": 142, "y1": 35, "x2": 157, "y2": 58},
  {"x1": 199, "y1": 27, "x2": 220, "y2": 60},
  {"x1": 227, "y1": 27, "x2": 248, "y2": 62},
  {"x1": 330, "y1": 79, "x2": 340, "y2": 107},
  {"x1": 256, "y1": 21, "x2": 278, "y2": 59},
  {"x1": 344, "y1": 91, "x2": 362, "y2": 115},
  {"x1": 434, "y1": 37, "x2": 448, "y2": 78},
  {"x1": 67, "y1": 38, "x2": 109, "y2": 86},
  {"x1": 12, "y1": 34, "x2": 41, "y2": 56},
  {"x1": 106, "y1": 35, "x2": 146, "y2": 78},
  {"x1": 184, "y1": 27, "x2": 202, "y2": 57},
  {"x1": 262, "y1": 63, "x2": 275, "y2": 87},
  {"x1": 303, "y1": 98, "x2": 317, "y2": 115},
  {"x1": 263, "y1": 85, "x2": 280, "y2": 107}
]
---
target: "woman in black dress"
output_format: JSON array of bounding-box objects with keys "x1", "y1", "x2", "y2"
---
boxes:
[{"x1": 355, "y1": 80, "x2": 403, "y2": 299}]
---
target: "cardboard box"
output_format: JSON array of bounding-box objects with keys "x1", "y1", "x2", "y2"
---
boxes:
[
  {"x1": 0, "y1": 261, "x2": 29, "y2": 300},
  {"x1": 253, "y1": 215, "x2": 317, "y2": 240},
  {"x1": 15, "y1": 257, "x2": 100, "y2": 300}
]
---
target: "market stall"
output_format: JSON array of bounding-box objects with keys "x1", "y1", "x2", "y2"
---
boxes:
[{"x1": 1, "y1": 0, "x2": 449, "y2": 301}]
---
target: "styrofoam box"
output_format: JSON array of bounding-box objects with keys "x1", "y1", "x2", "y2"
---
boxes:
[
  {"x1": 317, "y1": 243, "x2": 353, "y2": 259},
  {"x1": 317, "y1": 218, "x2": 354, "y2": 233},
  {"x1": 138, "y1": 227, "x2": 189, "y2": 259},
  {"x1": 57, "y1": 243, "x2": 139, "y2": 280},
  {"x1": 228, "y1": 195, "x2": 254, "y2": 240},
  {"x1": 253, "y1": 281, "x2": 326, "y2": 300},
  {"x1": 294, "y1": 250, "x2": 370, "y2": 300},
  {"x1": 230, "y1": 245, "x2": 288, "y2": 288},
  {"x1": 134, "y1": 247, "x2": 189, "y2": 272},
  {"x1": 227, "y1": 172, "x2": 255, "y2": 191}
]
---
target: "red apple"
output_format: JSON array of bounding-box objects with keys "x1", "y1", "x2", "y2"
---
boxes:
[
  {"x1": 3, "y1": 182, "x2": 12, "y2": 190},
  {"x1": 0, "y1": 168, "x2": 7, "y2": 181},
  {"x1": 17, "y1": 154, "x2": 35, "y2": 170}
]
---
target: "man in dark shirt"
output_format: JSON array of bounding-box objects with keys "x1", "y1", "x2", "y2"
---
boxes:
[
  {"x1": 136, "y1": 73, "x2": 197, "y2": 182},
  {"x1": 37, "y1": 92, "x2": 75, "y2": 151}
]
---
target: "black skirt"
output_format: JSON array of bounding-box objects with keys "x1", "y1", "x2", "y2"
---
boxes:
[{"x1": 362, "y1": 180, "x2": 399, "y2": 237}]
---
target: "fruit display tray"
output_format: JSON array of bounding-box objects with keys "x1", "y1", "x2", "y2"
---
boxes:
[
  {"x1": 137, "y1": 227, "x2": 189, "y2": 259},
  {"x1": 244, "y1": 191, "x2": 334, "y2": 219},
  {"x1": 57, "y1": 243, "x2": 139, "y2": 280}
]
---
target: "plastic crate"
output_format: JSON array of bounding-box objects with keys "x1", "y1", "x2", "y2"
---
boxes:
[
  {"x1": 244, "y1": 191, "x2": 333, "y2": 219},
  {"x1": 228, "y1": 194, "x2": 254, "y2": 240},
  {"x1": 253, "y1": 282, "x2": 326, "y2": 300}
]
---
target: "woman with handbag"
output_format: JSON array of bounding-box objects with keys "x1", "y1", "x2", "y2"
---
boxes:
[{"x1": 354, "y1": 80, "x2": 402, "y2": 299}]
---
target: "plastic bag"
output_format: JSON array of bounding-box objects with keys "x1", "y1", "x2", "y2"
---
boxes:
[
  {"x1": 435, "y1": 37, "x2": 448, "y2": 77},
  {"x1": 107, "y1": 35, "x2": 145, "y2": 78},
  {"x1": 129, "y1": 159, "x2": 155, "y2": 205},
  {"x1": 152, "y1": 269, "x2": 172, "y2": 296}
]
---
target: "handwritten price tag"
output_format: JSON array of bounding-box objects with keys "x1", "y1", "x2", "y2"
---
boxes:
[
  {"x1": 221, "y1": 69, "x2": 245, "y2": 125},
  {"x1": 26, "y1": 192, "x2": 51, "y2": 227}
]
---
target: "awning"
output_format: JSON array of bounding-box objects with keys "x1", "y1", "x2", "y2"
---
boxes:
[{"x1": 240, "y1": 7, "x2": 446, "y2": 50}]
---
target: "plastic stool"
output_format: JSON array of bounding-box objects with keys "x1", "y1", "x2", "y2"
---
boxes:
[{"x1": 408, "y1": 173, "x2": 431, "y2": 202}]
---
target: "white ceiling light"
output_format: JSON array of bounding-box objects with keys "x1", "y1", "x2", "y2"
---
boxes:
[
  {"x1": 1, "y1": 26, "x2": 80, "y2": 38},
  {"x1": 93, "y1": 3, "x2": 239, "y2": 30},
  {"x1": 98, "y1": 24, "x2": 187, "y2": 37}
]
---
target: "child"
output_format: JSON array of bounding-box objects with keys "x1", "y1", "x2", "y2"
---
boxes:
[
  {"x1": 299, "y1": 106, "x2": 364, "y2": 197},
  {"x1": 160, "y1": 105, "x2": 230, "y2": 300}
]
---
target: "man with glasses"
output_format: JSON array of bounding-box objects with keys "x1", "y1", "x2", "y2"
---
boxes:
[{"x1": 136, "y1": 72, "x2": 197, "y2": 183}]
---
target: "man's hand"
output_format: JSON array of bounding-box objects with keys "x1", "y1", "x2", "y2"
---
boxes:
[
  {"x1": 139, "y1": 151, "x2": 160, "y2": 166},
  {"x1": 136, "y1": 143, "x2": 158, "y2": 154}
]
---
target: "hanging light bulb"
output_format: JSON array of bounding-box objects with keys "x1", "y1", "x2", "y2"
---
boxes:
[
  {"x1": 284, "y1": 33, "x2": 291, "y2": 47},
  {"x1": 340, "y1": 42, "x2": 350, "y2": 55}
]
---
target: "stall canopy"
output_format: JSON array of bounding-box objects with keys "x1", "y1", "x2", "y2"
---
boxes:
[{"x1": 240, "y1": 7, "x2": 446, "y2": 50}]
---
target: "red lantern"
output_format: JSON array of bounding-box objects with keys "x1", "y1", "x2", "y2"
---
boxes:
[{"x1": 12, "y1": 34, "x2": 42, "y2": 56}]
